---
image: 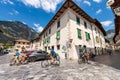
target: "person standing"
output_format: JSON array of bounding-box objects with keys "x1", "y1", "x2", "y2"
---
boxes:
[{"x1": 14, "y1": 49, "x2": 20, "y2": 64}]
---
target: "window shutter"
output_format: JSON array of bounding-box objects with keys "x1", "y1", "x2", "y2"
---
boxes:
[
  {"x1": 77, "y1": 29, "x2": 81, "y2": 39},
  {"x1": 56, "y1": 31, "x2": 60, "y2": 40},
  {"x1": 57, "y1": 21, "x2": 60, "y2": 28},
  {"x1": 84, "y1": 21, "x2": 87, "y2": 28},
  {"x1": 48, "y1": 37, "x2": 50, "y2": 43},
  {"x1": 76, "y1": 16, "x2": 80, "y2": 25},
  {"x1": 88, "y1": 33, "x2": 90, "y2": 39},
  {"x1": 85, "y1": 32, "x2": 90, "y2": 41}
]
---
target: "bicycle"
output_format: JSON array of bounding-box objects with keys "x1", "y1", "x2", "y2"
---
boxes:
[
  {"x1": 78, "y1": 53, "x2": 89, "y2": 64},
  {"x1": 41, "y1": 55, "x2": 60, "y2": 68},
  {"x1": 9, "y1": 56, "x2": 28, "y2": 66}
]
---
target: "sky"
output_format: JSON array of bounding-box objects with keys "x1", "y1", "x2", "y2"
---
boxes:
[{"x1": 0, "y1": 0, "x2": 115, "y2": 33}]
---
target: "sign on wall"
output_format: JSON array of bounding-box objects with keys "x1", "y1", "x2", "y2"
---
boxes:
[
  {"x1": 114, "y1": 7, "x2": 120, "y2": 16},
  {"x1": 106, "y1": 0, "x2": 114, "y2": 6}
]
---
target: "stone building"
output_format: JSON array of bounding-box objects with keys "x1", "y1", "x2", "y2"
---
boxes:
[
  {"x1": 107, "y1": 0, "x2": 120, "y2": 52},
  {"x1": 14, "y1": 39, "x2": 30, "y2": 52},
  {"x1": 32, "y1": 0, "x2": 106, "y2": 59}
]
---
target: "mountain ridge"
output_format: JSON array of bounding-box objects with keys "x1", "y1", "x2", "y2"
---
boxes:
[{"x1": 0, "y1": 21, "x2": 38, "y2": 43}]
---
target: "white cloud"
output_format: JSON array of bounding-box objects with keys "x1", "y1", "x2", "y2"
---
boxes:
[
  {"x1": 83, "y1": 0, "x2": 91, "y2": 6},
  {"x1": 93, "y1": 0, "x2": 102, "y2": 3},
  {"x1": 96, "y1": 9, "x2": 102, "y2": 14},
  {"x1": 13, "y1": 9, "x2": 19, "y2": 15},
  {"x1": 33, "y1": 23, "x2": 43, "y2": 33},
  {"x1": 0, "y1": 0, "x2": 14, "y2": 5},
  {"x1": 9, "y1": 9, "x2": 19, "y2": 15},
  {"x1": 20, "y1": 0, "x2": 63, "y2": 13},
  {"x1": 9, "y1": 12, "x2": 13, "y2": 15},
  {"x1": 101, "y1": 20, "x2": 113, "y2": 27}
]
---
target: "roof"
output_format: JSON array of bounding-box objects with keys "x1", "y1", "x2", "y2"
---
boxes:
[
  {"x1": 15, "y1": 39, "x2": 30, "y2": 43},
  {"x1": 39, "y1": 0, "x2": 106, "y2": 36}
]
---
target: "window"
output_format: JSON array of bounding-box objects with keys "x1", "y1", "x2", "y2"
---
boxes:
[
  {"x1": 18, "y1": 42, "x2": 20, "y2": 44},
  {"x1": 83, "y1": 45, "x2": 87, "y2": 53},
  {"x1": 46, "y1": 32, "x2": 48, "y2": 36},
  {"x1": 23, "y1": 42, "x2": 25, "y2": 44},
  {"x1": 57, "y1": 45, "x2": 60, "y2": 50},
  {"x1": 56, "y1": 31, "x2": 60, "y2": 40},
  {"x1": 95, "y1": 27, "x2": 97, "y2": 33},
  {"x1": 52, "y1": 46, "x2": 54, "y2": 50},
  {"x1": 48, "y1": 46, "x2": 50, "y2": 50},
  {"x1": 84, "y1": 21, "x2": 87, "y2": 28},
  {"x1": 44, "y1": 34, "x2": 45, "y2": 38},
  {"x1": 91, "y1": 25, "x2": 92, "y2": 30},
  {"x1": 49, "y1": 28, "x2": 51, "y2": 34},
  {"x1": 76, "y1": 16, "x2": 80, "y2": 25},
  {"x1": 26, "y1": 46, "x2": 30, "y2": 48},
  {"x1": 96, "y1": 36, "x2": 99, "y2": 43},
  {"x1": 77, "y1": 29, "x2": 82, "y2": 39},
  {"x1": 85, "y1": 32, "x2": 90, "y2": 41},
  {"x1": 47, "y1": 37, "x2": 50, "y2": 43},
  {"x1": 45, "y1": 47, "x2": 47, "y2": 51},
  {"x1": 43, "y1": 39, "x2": 46, "y2": 45},
  {"x1": 57, "y1": 20, "x2": 60, "y2": 28}
]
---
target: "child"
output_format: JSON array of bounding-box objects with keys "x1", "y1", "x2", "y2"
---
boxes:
[{"x1": 21, "y1": 56, "x2": 26, "y2": 64}]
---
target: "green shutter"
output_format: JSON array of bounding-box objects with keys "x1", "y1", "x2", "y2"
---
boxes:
[
  {"x1": 76, "y1": 16, "x2": 80, "y2": 25},
  {"x1": 85, "y1": 32, "x2": 90, "y2": 41},
  {"x1": 77, "y1": 29, "x2": 81, "y2": 39},
  {"x1": 88, "y1": 33, "x2": 90, "y2": 39},
  {"x1": 84, "y1": 21, "x2": 87, "y2": 28},
  {"x1": 47, "y1": 37, "x2": 50, "y2": 43},
  {"x1": 57, "y1": 21, "x2": 60, "y2": 28},
  {"x1": 56, "y1": 31, "x2": 60, "y2": 40}
]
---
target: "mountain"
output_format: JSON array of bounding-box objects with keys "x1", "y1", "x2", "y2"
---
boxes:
[
  {"x1": 0, "y1": 21, "x2": 38, "y2": 43},
  {"x1": 105, "y1": 29, "x2": 115, "y2": 42}
]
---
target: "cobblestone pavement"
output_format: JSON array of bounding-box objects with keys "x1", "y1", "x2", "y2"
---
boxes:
[
  {"x1": 0, "y1": 54, "x2": 120, "y2": 80},
  {"x1": 94, "y1": 52, "x2": 120, "y2": 70}
]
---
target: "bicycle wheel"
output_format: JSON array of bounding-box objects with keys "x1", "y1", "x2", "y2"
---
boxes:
[
  {"x1": 55, "y1": 60, "x2": 60, "y2": 66},
  {"x1": 55, "y1": 56, "x2": 60, "y2": 66},
  {"x1": 78, "y1": 59, "x2": 82, "y2": 64},
  {"x1": 41, "y1": 60, "x2": 50, "y2": 68}
]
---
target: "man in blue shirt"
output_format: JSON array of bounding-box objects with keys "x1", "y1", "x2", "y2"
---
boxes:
[{"x1": 50, "y1": 49, "x2": 56, "y2": 64}]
